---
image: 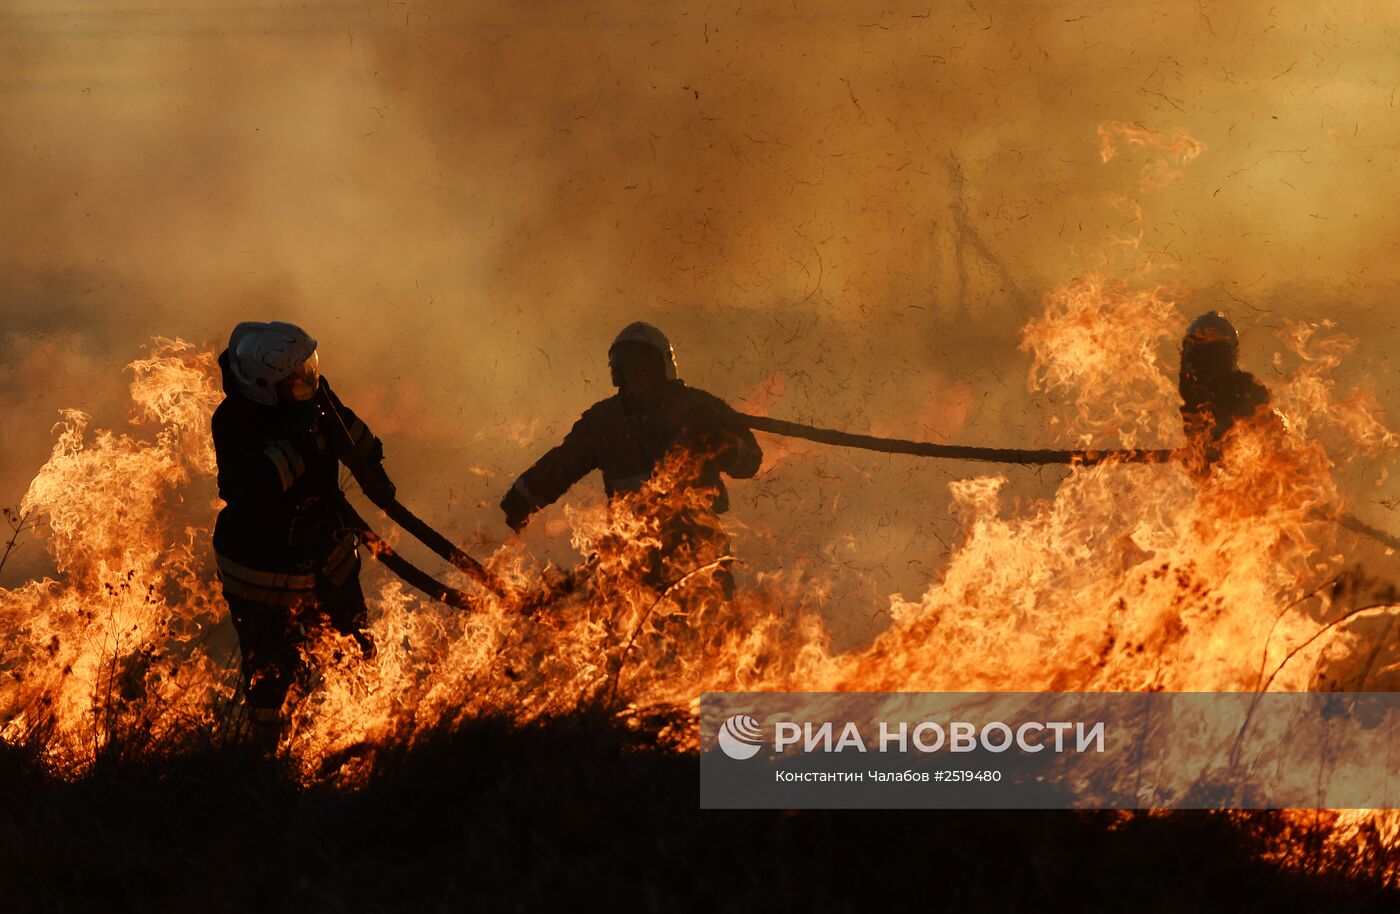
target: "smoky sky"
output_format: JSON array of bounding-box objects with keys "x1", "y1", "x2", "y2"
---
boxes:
[{"x1": 2, "y1": 1, "x2": 1396, "y2": 639}]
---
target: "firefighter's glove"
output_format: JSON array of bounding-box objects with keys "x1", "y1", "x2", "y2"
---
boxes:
[{"x1": 500, "y1": 485, "x2": 533, "y2": 533}]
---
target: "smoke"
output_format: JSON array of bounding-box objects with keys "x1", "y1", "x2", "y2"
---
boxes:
[{"x1": 1, "y1": 1, "x2": 1396, "y2": 639}]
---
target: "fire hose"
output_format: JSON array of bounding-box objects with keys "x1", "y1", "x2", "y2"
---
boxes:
[
  {"x1": 314, "y1": 383, "x2": 512, "y2": 603},
  {"x1": 740, "y1": 413, "x2": 1400, "y2": 553},
  {"x1": 738, "y1": 413, "x2": 1174, "y2": 465},
  {"x1": 291, "y1": 383, "x2": 1400, "y2": 610},
  {"x1": 372, "y1": 496, "x2": 511, "y2": 599},
  {"x1": 1338, "y1": 513, "x2": 1400, "y2": 553},
  {"x1": 338, "y1": 501, "x2": 477, "y2": 610}
]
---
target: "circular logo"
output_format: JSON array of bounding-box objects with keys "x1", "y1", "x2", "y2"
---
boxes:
[{"x1": 717, "y1": 714, "x2": 765, "y2": 760}]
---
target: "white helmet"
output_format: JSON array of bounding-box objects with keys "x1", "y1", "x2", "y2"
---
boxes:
[
  {"x1": 609, "y1": 321, "x2": 678, "y2": 381},
  {"x1": 227, "y1": 321, "x2": 319, "y2": 405}
]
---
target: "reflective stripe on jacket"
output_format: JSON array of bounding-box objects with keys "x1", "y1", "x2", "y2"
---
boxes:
[{"x1": 216, "y1": 553, "x2": 316, "y2": 607}]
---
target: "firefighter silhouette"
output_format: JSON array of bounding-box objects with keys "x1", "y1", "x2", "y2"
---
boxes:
[
  {"x1": 212, "y1": 321, "x2": 396, "y2": 745},
  {"x1": 501, "y1": 322, "x2": 762, "y2": 606},
  {"x1": 1178, "y1": 311, "x2": 1273, "y2": 466}
]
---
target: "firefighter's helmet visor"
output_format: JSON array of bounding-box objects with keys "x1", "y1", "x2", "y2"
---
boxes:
[{"x1": 276, "y1": 351, "x2": 320, "y2": 402}]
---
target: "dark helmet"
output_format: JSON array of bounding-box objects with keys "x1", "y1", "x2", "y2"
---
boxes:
[
  {"x1": 608, "y1": 321, "x2": 678, "y2": 381},
  {"x1": 1184, "y1": 311, "x2": 1238, "y2": 348}
]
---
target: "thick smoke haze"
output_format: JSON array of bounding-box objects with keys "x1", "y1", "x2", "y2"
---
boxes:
[{"x1": 2, "y1": 1, "x2": 1396, "y2": 643}]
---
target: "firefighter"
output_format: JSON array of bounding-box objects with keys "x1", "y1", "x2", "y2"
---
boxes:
[
  {"x1": 1178, "y1": 310, "x2": 1273, "y2": 466},
  {"x1": 500, "y1": 322, "x2": 762, "y2": 598},
  {"x1": 212, "y1": 321, "x2": 395, "y2": 746}
]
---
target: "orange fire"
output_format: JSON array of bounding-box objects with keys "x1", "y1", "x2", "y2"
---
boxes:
[
  {"x1": 0, "y1": 281, "x2": 1396, "y2": 877},
  {"x1": 0, "y1": 340, "x2": 228, "y2": 766}
]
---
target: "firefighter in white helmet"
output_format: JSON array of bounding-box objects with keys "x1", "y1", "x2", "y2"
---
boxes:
[
  {"x1": 500, "y1": 321, "x2": 762, "y2": 599},
  {"x1": 212, "y1": 321, "x2": 396, "y2": 745}
]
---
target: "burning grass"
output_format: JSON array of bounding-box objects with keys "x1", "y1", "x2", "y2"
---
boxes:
[{"x1": 1, "y1": 272, "x2": 1399, "y2": 901}]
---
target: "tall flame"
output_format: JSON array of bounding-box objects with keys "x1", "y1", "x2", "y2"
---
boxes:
[
  {"x1": 0, "y1": 293, "x2": 1396, "y2": 877},
  {"x1": 1, "y1": 340, "x2": 228, "y2": 766}
]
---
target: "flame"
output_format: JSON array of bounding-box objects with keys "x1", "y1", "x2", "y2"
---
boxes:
[
  {"x1": 0, "y1": 292, "x2": 1397, "y2": 878},
  {"x1": 1019, "y1": 276, "x2": 1184, "y2": 449},
  {"x1": 1273, "y1": 319, "x2": 1399, "y2": 455},
  {"x1": 0, "y1": 340, "x2": 229, "y2": 767},
  {"x1": 1098, "y1": 121, "x2": 1206, "y2": 193}
]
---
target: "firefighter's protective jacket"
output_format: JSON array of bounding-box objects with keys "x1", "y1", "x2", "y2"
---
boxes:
[
  {"x1": 509, "y1": 380, "x2": 762, "y2": 518},
  {"x1": 1179, "y1": 364, "x2": 1271, "y2": 444},
  {"x1": 211, "y1": 350, "x2": 380, "y2": 601}
]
